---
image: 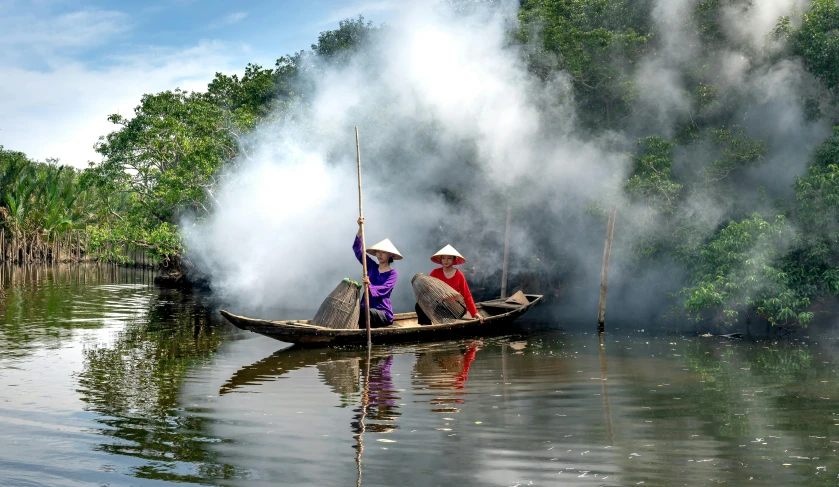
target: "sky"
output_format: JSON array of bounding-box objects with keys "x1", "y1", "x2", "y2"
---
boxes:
[{"x1": 0, "y1": 0, "x2": 398, "y2": 168}]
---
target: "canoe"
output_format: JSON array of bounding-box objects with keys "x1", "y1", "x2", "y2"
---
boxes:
[{"x1": 219, "y1": 293, "x2": 543, "y2": 346}]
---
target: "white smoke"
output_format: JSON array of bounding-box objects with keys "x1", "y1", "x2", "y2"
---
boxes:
[
  {"x1": 183, "y1": 1, "x2": 627, "y2": 317},
  {"x1": 184, "y1": 0, "x2": 831, "y2": 324},
  {"x1": 721, "y1": 0, "x2": 812, "y2": 49}
]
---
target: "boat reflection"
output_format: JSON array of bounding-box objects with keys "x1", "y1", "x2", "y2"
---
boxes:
[
  {"x1": 219, "y1": 341, "x2": 484, "y2": 418},
  {"x1": 219, "y1": 345, "x2": 406, "y2": 486},
  {"x1": 219, "y1": 347, "x2": 377, "y2": 396},
  {"x1": 218, "y1": 341, "x2": 484, "y2": 485},
  {"x1": 411, "y1": 341, "x2": 480, "y2": 413}
]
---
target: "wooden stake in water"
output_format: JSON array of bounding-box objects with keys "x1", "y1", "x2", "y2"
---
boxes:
[
  {"x1": 500, "y1": 206, "x2": 511, "y2": 299},
  {"x1": 356, "y1": 127, "x2": 372, "y2": 348},
  {"x1": 597, "y1": 204, "x2": 617, "y2": 333}
]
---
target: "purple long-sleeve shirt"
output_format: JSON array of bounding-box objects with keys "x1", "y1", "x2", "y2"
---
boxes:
[{"x1": 353, "y1": 236, "x2": 398, "y2": 322}]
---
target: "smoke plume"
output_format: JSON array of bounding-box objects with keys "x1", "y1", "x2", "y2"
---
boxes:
[{"x1": 185, "y1": 0, "x2": 829, "y2": 327}]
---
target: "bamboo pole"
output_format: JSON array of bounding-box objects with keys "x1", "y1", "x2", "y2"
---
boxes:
[
  {"x1": 356, "y1": 126, "x2": 372, "y2": 348},
  {"x1": 500, "y1": 206, "x2": 511, "y2": 299},
  {"x1": 597, "y1": 204, "x2": 617, "y2": 333}
]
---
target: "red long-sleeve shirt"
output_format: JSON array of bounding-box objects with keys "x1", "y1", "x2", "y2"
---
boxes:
[{"x1": 430, "y1": 268, "x2": 478, "y2": 317}]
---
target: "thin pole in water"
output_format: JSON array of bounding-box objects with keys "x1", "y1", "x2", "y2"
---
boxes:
[
  {"x1": 597, "y1": 204, "x2": 617, "y2": 333},
  {"x1": 356, "y1": 127, "x2": 372, "y2": 349},
  {"x1": 501, "y1": 206, "x2": 511, "y2": 299}
]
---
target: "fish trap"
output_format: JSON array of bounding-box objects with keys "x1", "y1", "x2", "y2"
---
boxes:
[
  {"x1": 412, "y1": 273, "x2": 466, "y2": 324},
  {"x1": 313, "y1": 280, "x2": 360, "y2": 329}
]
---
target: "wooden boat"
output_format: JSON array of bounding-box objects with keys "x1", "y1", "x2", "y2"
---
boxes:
[{"x1": 219, "y1": 293, "x2": 543, "y2": 346}]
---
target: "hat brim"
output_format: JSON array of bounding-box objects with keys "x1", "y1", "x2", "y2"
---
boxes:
[
  {"x1": 367, "y1": 249, "x2": 403, "y2": 260},
  {"x1": 366, "y1": 238, "x2": 403, "y2": 260},
  {"x1": 431, "y1": 255, "x2": 466, "y2": 265}
]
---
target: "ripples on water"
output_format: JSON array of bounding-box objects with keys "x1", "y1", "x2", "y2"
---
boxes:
[{"x1": 1, "y1": 264, "x2": 839, "y2": 486}]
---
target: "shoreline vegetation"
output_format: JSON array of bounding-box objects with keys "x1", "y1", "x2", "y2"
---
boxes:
[{"x1": 3, "y1": 1, "x2": 839, "y2": 331}]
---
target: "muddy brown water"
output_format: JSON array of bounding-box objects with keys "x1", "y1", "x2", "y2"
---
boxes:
[{"x1": 1, "y1": 264, "x2": 838, "y2": 486}]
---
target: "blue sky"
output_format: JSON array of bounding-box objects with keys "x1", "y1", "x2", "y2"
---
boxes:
[{"x1": 0, "y1": 0, "x2": 398, "y2": 167}]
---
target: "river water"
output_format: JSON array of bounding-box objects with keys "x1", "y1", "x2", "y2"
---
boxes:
[{"x1": 1, "y1": 264, "x2": 838, "y2": 486}]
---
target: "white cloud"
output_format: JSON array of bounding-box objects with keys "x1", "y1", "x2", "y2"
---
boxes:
[
  {"x1": 208, "y1": 11, "x2": 248, "y2": 29},
  {"x1": 0, "y1": 41, "x2": 250, "y2": 167},
  {"x1": 0, "y1": 4, "x2": 254, "y2": 167},
  {"x1": 0, "y1": 8, "x2": 129, "y2": 63}
]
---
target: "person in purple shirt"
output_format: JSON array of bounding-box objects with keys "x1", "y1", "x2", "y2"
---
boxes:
[{"x1": 354, "y1": 217, "x2": 401, "y2": 328}]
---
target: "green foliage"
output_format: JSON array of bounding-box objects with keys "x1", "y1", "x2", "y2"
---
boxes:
[
  {"x1": 791, "y1": 0, "x2": 839, "y2": 94},
  {"x1": 311, "y1": 16, "x2": 379, "y2": 62},
  {"x1": 794, "y1": 126, "x2": 839, "y2": 234},
  {"x1": 518, "y1": 0, "x2": 652, "y2": 128},
  {"x1": 624, "y1": 136, "x2": 682, "y2": 214},
  {"x1": 705, "y1": 127, "x2": 768, "y2": 181},
  {"x1": 779, "y1": 126, "x2": 839, "y2": 317},
  {"x1": 79, "y1": 18, "x2": 382, "y2": 268},
  {"x1": 206, "y1": 63, "x2": 277, "y2": 132},
  {"x1": 87, "y1": 90, "x2": 235, "y2": 261},
  {"x1": 680, "y1": 214, "x2": 813, "y2": 327},
  {"x1": 0, "y1": 146, "x2": 96, "y2": 262}
]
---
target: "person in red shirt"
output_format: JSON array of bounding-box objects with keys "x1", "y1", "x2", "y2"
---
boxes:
[{"x1": 416, "y1": 245, "x2": 484, "y2": 325}]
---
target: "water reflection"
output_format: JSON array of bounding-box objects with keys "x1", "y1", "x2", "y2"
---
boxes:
[
  {"x1": 74, "y1": 287, "x2": 246, "y2": 483},
  {"x1": 353, "y1": 355, "x2": 401, "y2": 434},
  {"x1": 0, "y1": 263, "x2": 155, "y2": 362},
  {"x1": 412, "y1": 342, "x2": 480, "y2": 413},
  {"x1": 7, "y1": 265, "x2": 839, "y2": 486},
  {"x1": 598, "y1": 333, "x2": 615, "y2": 446}
]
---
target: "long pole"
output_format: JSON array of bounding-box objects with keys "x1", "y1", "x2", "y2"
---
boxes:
[
  {"x1": 500, "y1": 206, "x2": 511, "y2": 299},
  {"x1": 597, "y1": 204, "x2": 617, "y2": 333},
  {"x1": 356, "y1": 127, "x2": 372, "y2": 348}
]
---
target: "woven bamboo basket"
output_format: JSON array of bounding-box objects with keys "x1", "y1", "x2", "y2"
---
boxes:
[
  {"x1": 411, "y1": 273, "x2": 466, "y2": 324},
  {"x1": 313, "y1": 280, "x2": 360, "y2": 329}
]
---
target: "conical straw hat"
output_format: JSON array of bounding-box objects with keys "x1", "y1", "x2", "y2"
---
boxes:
[
  {"x1": 431, "y1": 244, "x2": 466, "y2": 265},
  {"x1": 367, "y1": 238, "x2": 403, "y2": 260}
]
